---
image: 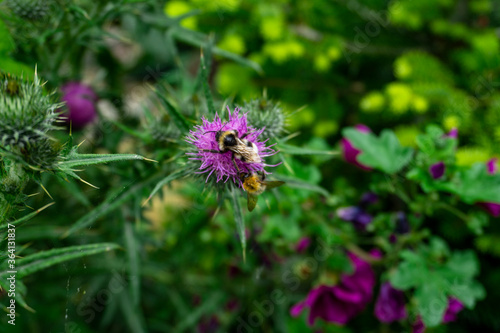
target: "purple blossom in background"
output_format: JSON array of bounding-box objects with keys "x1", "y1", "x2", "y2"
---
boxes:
[
  {"x1": 341, "y1": 124, "x2": 372, "y2": 171},
  {"x1": 336, "y1": 192, "x2": 378, "y2": 230},
  {"x1": 374, "y1": 282, "x2": 407, "y2": 323},
  {"x1": 186, "y1": 107, "x2": 278, "y2": 184},
  {"x1": 478, "y1": 158, "x2": 500, "y2": 217},
  {"x1": 429, "y1": 161, "x2": 445, "y2": 179},
  {"x1": 395, "y1": 212, "x2": 410, "y2": 235},
  {"x1": 295, "y1": 237, "x2": 311, "y2": 253},
  {"x1": 446, "y1": 128, "x2": 458, "y2": 139},
  {"x1": 360, "y1": 192, "x2": 378, "y2": 207},
  {"x1": 487, "y1": 158, "x2": 498, "y2": 174},
  {"x1": 290, "y1": 252, "x2": 376, "y2": 326},
  {"x1": 337, "y1": 207, "x2": 373, "y2": 230},
  {"x1": 61, "y1": 82, "x2": 98, "y2": 129},
  {"x1": 412, "y1": 317, "x2": 425, "y2": 333},
  {"x1": 412, "y1": 297, "x2": 464, "y2": 332},
  {"x1": 442, "y1": 297, "x2": 464, "y2": 323},
  {"x1": 197, "y1": 315, "x2": 219, "y2": 333}
]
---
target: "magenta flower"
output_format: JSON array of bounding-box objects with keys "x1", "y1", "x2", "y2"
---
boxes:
[
  {"x1": 186, "y1": 107, "x2": 278, "y2": 184},
  {"x1": 374, "y1": 282, "x2": 407, "y2": 323},
  {"x1": 446, "y1": 128, "x2": 458, "y2": 139},
  {"x1": 340, "y1": 124, "x2": 372, "y2": 171},
  {"x1": 290, "y1": 252, "x2": 376, "y2": 326},
  {"x1": 429, "y1": 161, "x2": 445, "y2": 179},
  {"x1": 61, "y1": 82, "x2": 98, "y2": 129},
  {"x1": 477, "y1": 158, "x2": 500, "y2": 217},
  {"x1": 295, "y1": 237, "x2": 312, "y2": 253}
]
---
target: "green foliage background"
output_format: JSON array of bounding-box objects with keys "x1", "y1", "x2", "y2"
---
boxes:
[{"x1": 1, "y1": 0, "x2": 500, "y2": 332}]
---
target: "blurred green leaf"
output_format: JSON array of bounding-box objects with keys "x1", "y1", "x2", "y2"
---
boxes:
[
  {"x1": 0, "y1": 19, "x2": 15, "y2": 55},
  {"x1": 124, "y1": 222, "x2": 140, "y2": 307},
  {"x1": 153, "y1": 85, "x2": 191, "y2": 133},
  {"x1": 440, "y1": 163, "x2": 500, "y2": 204},
  {"x1": 343, "y1": 128, "x2": 414, "y2": 174}
]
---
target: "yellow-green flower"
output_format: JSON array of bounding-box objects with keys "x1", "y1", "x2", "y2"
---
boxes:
[
  {"x1": 360, "y1": 91, "x2": 385, "y2": 113},
  {"x1": 218, "y1": 34, "x2": 246, "y2": 55},
  {"x1": 164, "y1": 1, "x2": 197, "y2": 30}
]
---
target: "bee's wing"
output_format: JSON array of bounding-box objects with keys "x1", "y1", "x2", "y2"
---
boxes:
[
  {"x1": 247, "y1": 192, "x2": 258, "y2": 212},
  {"x1": 263, "y1": 181, "x2": 285, "y2": 190},
  {"x1": 231, "y1": 141, "x2": 261, "y2": 163}
]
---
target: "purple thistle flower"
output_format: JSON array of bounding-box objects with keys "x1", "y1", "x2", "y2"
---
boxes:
[
  {"x1": 374, "y1": 282, "x2": 407, "y2": 323},
  {"x1": 186, "y1": 107, "x2": 278, "y2": 184},
  {"x1": 290, "y1": 252, "x2": 376, "y2": 326},
  {"x1": 477, "y1": 158, "x2": 500, "y2": 217},
  {"x1": 61, "y1": 82, "x2": 98, "y2": 129},
  {"x1": 429, "y1": 161, "x2": 445, "y2": 179},
  {"x1": 340, "y1": 124, "x2": 372, "y2": 171}
]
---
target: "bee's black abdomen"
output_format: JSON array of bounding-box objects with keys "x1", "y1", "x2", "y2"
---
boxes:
[{"x1": 223, "y1": 134, "x2": 237, "y2": 146}]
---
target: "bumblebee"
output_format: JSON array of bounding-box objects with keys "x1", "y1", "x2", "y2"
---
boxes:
[
  {"x1": 201, "y1": 128, "x2": 261, "y2": 172},
  {"x1": 239, "y1": 171, "x2": 284, "y2": 211}
]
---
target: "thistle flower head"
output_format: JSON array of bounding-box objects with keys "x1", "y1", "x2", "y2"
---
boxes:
[{"x1": 186, "y1": 107, "x2": 278, "y2": 185}]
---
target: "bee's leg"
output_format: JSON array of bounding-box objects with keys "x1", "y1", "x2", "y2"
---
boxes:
[
  {"x1": 199, "y1": 149, "x2": 223, "y2": 154},
  {"x1": 240, "y1": 132, "x2": 250, "y2": 139},
  {"x1": 231, "y1": 152, "x2": 241, "y2": 173}
]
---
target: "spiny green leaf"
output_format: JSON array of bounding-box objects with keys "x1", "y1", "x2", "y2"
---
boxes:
[
  {"x1": 0, "y1": 202, "x2": 54, "y2": 229},
  {"x1": 153, "y1": 86, "x2": 191, "y2": 133},
  {"x1": 145, "y1": 169, "x2": 190, "y2": 204},
  {"x1": 59, "y1": 153, "x2": 154, "y2": 169},
  {"x1": 0, "y1": 243, "x2": 120, "y2": 279},
  {"x1": 63, "y1": 174, "x2": 162, "y2": 237}
]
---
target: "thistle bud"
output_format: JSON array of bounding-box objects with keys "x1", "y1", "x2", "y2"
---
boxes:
[
  {"x1": 0, "y1": 72, "x2": 62, "y2": 150},
  {"x1": 240, "y1": 98, "x2": 286, "y2": 141},
  {"x1": 5, "y1": 0, "x2": 50, "y2": 20}
]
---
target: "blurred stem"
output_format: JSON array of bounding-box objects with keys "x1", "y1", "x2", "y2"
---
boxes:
[
  {"x1": 389, "y1": 175, "x2": 411, "y2": 204},
  {"x1": 0, "y1": 200, "x2": 13, "y2": 224},
  {"x1": 436, "y1": 202, "x2": 468, "y2": 222}
]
